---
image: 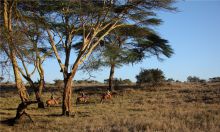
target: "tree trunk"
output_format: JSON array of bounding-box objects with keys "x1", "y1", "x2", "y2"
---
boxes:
[
  {"x1": 22, "y1": 75, "x2": 45, "y2": 108},
  {"x1": 9, "y1": 39, "x2": 34, "y2": 125},
  {"x1": 36, "y1": 62, "x2": 45, "y2": 108},
  {"x1": 36, "y1": 78, "x2": 45, "y2": 108},
  {"x1": 11, "y1": 49, "x2": 29, "y2": 102},
  {"x1": 108, "y1": 63, "x2": 115, "y2": 91},
  {"x1": 13, "y1": 101, "x2": 38, "y2": 124},
  {"x1": 62, "y1": 63, "x2": 79, "y2": 116},
  {"x1": 4, "y1": 0, "x2": 29, "y2": 102},
  {"x1": 35, "y1": 40, "x2": 45, "y2": 108},
  {"x1": 62, "y1": 77, "x2": 72, "y2": 116},
  {"x1": 3, "y1": 0, "x2": 33, "y2": 124}
]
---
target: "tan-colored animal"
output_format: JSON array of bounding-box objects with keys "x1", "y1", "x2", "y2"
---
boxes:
[
  {"x1": 76, "y1": 92, "x2": 88, "y2": 105},
  {"x1": 46, "y1": 97, "x2": 60, "y2": 107},
  {"x1": 100, "y1": 91, "x2": 112, "y2": 103}
]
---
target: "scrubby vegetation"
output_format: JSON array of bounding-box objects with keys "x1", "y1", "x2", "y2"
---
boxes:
[{"x1": 136, "y1": 68, "x2": 165, "y2": 86}]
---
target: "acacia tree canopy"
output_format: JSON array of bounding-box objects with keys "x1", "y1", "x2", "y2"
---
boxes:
[{"x1": 0, "y1": 0, "x2": 176, "y2": 116}]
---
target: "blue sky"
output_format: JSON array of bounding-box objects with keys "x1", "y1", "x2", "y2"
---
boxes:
[
  {"x1": 42, "y1": 0, "x2": 220, "y2": 83},
  {"x1": 23, "y1": 1, "x2": 220, "y2": 83}
]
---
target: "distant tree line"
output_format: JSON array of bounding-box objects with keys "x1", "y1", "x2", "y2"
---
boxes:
[
  {"x1": 74, "y1": 80, "x2": 101, "y2": 84},
  {"x1": 187, "y1": 76, "x2": 206, "y2": 83},
  {"x1": 187, "y1": 76, "x2": 220, "y2": 83},
  {"x1": 104, "y1": 78, "x2": 133, "y2": 85},
  {"x1": 209, "y1": 77, "x2": 220, "y2": 82}
]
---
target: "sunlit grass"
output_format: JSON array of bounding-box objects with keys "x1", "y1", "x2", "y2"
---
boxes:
[{"x1": 0, "y1": 83, "x2": 220, "y2": 131}]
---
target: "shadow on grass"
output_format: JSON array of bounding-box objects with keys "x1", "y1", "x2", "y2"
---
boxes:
[
  {"x1": 1, "y1": 108, "x2": 17, "y2": 111},
  {"x1": 127, "y1": 108, "x2": 145, "y2": 112},
  {"x1": 45, "y1": 114, "x2": 75, "y2": 118},
  {"x1": 75, "y1": 101, "x2": 96, "y2": 106},
  {"x1": 26, "y1": 113, "x2": 76, "y2": 119},
  {"x1": 0, "y1": 118, "x2": 15, "y2": 126},
  {"x1": 76, "y1": 111, "x2": 90, "y2": 117},
  {"x1": 0, "y1": 112, "x2": 12, "y2": 115}
]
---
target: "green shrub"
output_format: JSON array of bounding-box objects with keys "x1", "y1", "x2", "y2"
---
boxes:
[{"x1": 136, "y1": 68, "x2": 165, "y2": 86}]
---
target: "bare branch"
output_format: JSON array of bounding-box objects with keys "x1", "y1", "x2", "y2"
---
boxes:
[{"x1": 46, "y1": 29, "x2": 65, "y2": 73}]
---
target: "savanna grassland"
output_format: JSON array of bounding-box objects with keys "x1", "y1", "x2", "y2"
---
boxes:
[{"x1": 0, "y1": 83, "x2": 220, "y2": 132}]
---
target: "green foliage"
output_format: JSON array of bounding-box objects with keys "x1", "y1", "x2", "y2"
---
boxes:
[
  {"x1": 74, "y1": 80, "x2": 101, "y2": 84},
  {"x1": 123, "y1": 79, "x2": 133, "y2": 84},
  {"x1": 167, "y1": 78, "x2": 175, "y2": 82},
  {"x1": 136, "y1": 68, "x2": 165, "y2": 86},
  {"x1": 104, "y1": 78, "x2": 133, "y2": 85},
  {"x1": 209, "y1": 77, "x2": 220, "y2": 82},
  {"x1": 187, "y1": 76, "x2": 205, "y2": 83},
  {"x1": 53, "y1": 79, "x2": 64, "y2": 88},
  {"x1": 0, "y1": 77, "x2": 4, "y2": 82}
]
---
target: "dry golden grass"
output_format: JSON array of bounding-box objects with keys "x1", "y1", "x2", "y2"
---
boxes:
[{"x1": 0, "y1": 83, "x2": 220, "y2": 132}]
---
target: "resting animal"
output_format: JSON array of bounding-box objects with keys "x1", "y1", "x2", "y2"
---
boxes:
[
  {"x1": 76, "y1": 92, "x2": 88, "y2": 105},
  {"x1": 100, "y1": 91, "x2": 112, "y2": 103},
  {"x1": 46, "y1": 97, "x2": 60, "y2": 107}
]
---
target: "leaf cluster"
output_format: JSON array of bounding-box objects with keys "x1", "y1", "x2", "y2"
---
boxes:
[{"x1": 136, "y1": 68, "x2": 165, "y2": 86}]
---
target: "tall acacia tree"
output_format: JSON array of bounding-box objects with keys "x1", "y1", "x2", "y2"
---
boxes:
[
  {"x1": 16, "y1": 13, "x2": 54, "y2": 108},
  {"x1": 1, "y1": 0, "x2": 29, "y2": 103},
  {"x1": 25, "y1": 0, "x2": 175, "y2": 116},
  {"x1": 0, "y1": 0, "x2": 40, "y2": 123},
  {"x1": 14, "y1": 22, "x2": 51, "y2": 109},
  {"x1": 82, "y1": 25, "x2": 173, "y2": 91},
  {"x1": 1, "y1": 0, "x2": 53, "y2": 109}
]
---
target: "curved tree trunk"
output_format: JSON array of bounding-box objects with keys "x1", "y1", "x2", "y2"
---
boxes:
[
  {"x1": 22, "y1": 75, "x2": 45, "y2": 108},
  {"x1": 9, "y1": 34, "x2": 34, "y2": 125},
  {"x1": 35, "y1": 34, "x2": 46, "y2": 108},
  {"x1": 108, "y1": 63, "x2": 115, "y2": 91},
  {"x1": 36, "y1": 79, "x2": 45, "y2": 108},
  {"x1": 10, "y1": 48, "x2": 29, "y2": 102},
  {"x1": 3, "y1": 0, "x2": 34, "y2": 124},
  {"x1": 4, "y1": 0, "x2": 29, "y2": 102},
  {"x1": 35, "y1": 61, "x2": 45, "y2": 108},
  {"x1": 9, "y1": 42, "x2": 35, "y2": 124}
]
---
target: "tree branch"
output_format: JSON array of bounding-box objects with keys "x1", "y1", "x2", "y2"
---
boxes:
[{"x1": 46, "y1": 29, "x2": 65, "y2": 73}]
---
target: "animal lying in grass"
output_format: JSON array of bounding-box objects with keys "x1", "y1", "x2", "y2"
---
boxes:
[
  {"x1": 100, "y1": 90, "x2": 112, "y2": 103},
  {"x1": 76, "y1": 92, "x2": 88, "y2": 105},
  {"x1": 46, "y1": 97, "x2": 60, "y2": 107}
]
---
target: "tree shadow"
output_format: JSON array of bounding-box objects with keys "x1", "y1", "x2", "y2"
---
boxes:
[
  {"x1": 75, "y1": 101, "x2": 96, "y2": 106},
  {"x1": 127, "y1": 108, "x2": 145, "y2": 112},
  {"x1": 0, "y1": 118, "x2": 15, "y2": 126},
  {"x1": 45, "y1": 113, "x2": 63, "y2": 117},
  {"x1": 0, "y1": 115, "x2": 35, "y2": 126},
  {"x1": 45, "y1": 114, "x2": 75, "y2": 118},
  {"x1": 1, "y1": 108, "x2": 17, "y2": 111},
  {"x1": 75, "y1": 111, "x2": 90, "y2": 117},
  {"x1": 0, "y1": 112, "x2": 12, "y2": 115}
]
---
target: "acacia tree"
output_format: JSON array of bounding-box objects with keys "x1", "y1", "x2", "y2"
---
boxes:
[
  {"x1": 0, "y1": 0, "x2": 39, "y2": 123},
  {"x1": 50, "y1": 0, "x2": 175, "y2": 116},
  {"x1": 1, "y1": 0, "x2": 53, "y2": 109},
  {"x1": 44, "y1": 1, "x2": 122, "y2": 115},
  {"x1": 14, "y1": 23, "x2": 51, "y2": 109},
  {"x1": 22, "y1": 0, "x2": 176, "y2": 116},
  {"x1": 83, "y1": 24, "x2": 173, "y2": 91},
  {"x1": 16, "y1": 13, "x2": 55, "y2": 108}
]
